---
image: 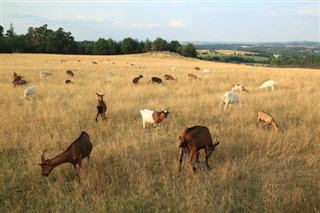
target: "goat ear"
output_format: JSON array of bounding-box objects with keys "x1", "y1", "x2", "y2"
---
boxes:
[{"x1": 214, "y1": 141, "x2": 220, "y2": 146}]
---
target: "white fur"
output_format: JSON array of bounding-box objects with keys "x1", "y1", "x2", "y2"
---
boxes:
[
  {"x1": 260, "y1": 80, "x2": 277, "y2": 92},
  {"x1": 140, "y1": 109, "x2": 156, "y2": 129},
  {"x1": 39, "y1": 71, "x2": 52, "y2": 78},
  {"x1": 22, "y1": 86, "x2": 36, "y2": 100},
  {"x1": 219, "y1": 92, "x2": 242, "y2": 110}
]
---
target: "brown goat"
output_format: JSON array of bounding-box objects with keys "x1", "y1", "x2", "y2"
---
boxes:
[
  {"x1": 39, "y1": 131, "x2": 93, "y2": 177},
  {"x1": 179, "y1": 126, "x2": 220, "y2": 172},
  {"x1": 65, "y1": 79, "x2": 74, "y2": 84},
  {"x1": 66, "y1": 69, "x2": 74, "y2": 77},
  {"x1": 163, "y1": 74, "x2": 176, "y2": 81},
  {"x1": 186, "y1": 74, "x2": 201, "y2": 80},
  {"x1": 96, "y1": 93, "x2": 107, "y2": 122},
  {"x1": 256, "y1": 111, "x2": 280, "y2": 132},
  {"x1": 132, "y1": 75, "x2": 143, "y2": 84}
]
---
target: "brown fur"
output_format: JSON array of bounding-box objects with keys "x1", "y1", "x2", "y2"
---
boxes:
[
  {"x1": 65, "y1": 79, "x2": 74, "y2": 84},
  {"x1": 39, "y1": 131, "x2": 93, "y2": 177},
  {"x1": 163, "y1": 74, "x2": 176, "y2": 81},
  {"x1": 179, "y1": 126, "x2": 219, "y2": 172},
  {"x1": 256, "y1": 111, "x2": 280, "y2": 132},
  {"x1": 186, "y1": 74, "x2": 201, "y2": 80},
  {"x1": 13, "y1": 79, "x2": 28, "y2": 87},
  {"x1": 132, "y1": 75, "x2": 143, "y2": 84},
  {"x1": 66, "y1": 70, "x2": 74, "y2": 77},
  {"x1": 96, "y1": 93, "x2": 107, "y2": 122},
  {"x1": 152, "y1": 110, "x2": 169, "y2": 124},
  {"x1": 149, "y1": 77, "x2": 163, "y2": 84}
]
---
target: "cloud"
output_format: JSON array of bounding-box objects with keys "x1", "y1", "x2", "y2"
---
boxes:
[
  {"x1": 170, "y1": 20, "x2": 185, "y2": 28},
  {"x1": 297, "y1": 5, "x2": 319, "y2": 17},
  {"x1": 75, "y1": 15, "x2": 104, "y2": 22}
]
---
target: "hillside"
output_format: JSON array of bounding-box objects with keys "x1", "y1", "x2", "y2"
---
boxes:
[{"x1": 1, "y1": 53, "x2": 319, "y2": 212}]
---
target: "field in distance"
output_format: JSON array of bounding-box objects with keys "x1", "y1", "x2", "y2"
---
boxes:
[{"x1": 0, "y1": 52, "x2": 319, "y2": 212}]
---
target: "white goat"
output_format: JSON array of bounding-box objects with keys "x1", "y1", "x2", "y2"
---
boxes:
[
  {"x1": 260, "y1": 80, "x2": 277, "y2": 92},
  {"x1": 140, "y1": 108, "x2": 170, "y2": 129},
  {"x1": 219, "y1": 92, "x2": 242, "y2": 110},
  {"x1": 22, "y1": 86, "x2": 36, "y2": 100},
  {"x1": 39, "y1": 71, "x2": 53, "y2": 78}
]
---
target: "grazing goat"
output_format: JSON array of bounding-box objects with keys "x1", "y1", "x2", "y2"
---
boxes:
[
  {"x1": 203, "y1": 69, "x2": 210, "y2": 73},
  {"x1": 13, "y1": 79, "x2": 28, "y2": 87},
  {"x1": 149, "y1": 77, "x2": 163, "y2": 84},
  {"x1": 66, "y1": 69, "x2": 74, "y2": 77},
  {"x1": 39, "y1": 131, "x2": 93, "y2": 177},
  {"x1": 22, "y1": 86, "x2": 36, "y2": 100},
  {"x1": 256, "y1": 111, "x2": 280, "y2": 132},
  {"x1": 132, "y1": 75, "x2": 143, "y2": 84},
  {"x1": 260, "y1": 80, "x2": 278, "y2": 92},
  {"x1": 39, "y1": 71, "x2": 53, "y2": 78},
  {"x1": 231, "y1": 83, "x2": 249, "y2": 93},
  {"x1": 194, "y1": 66, "x2": 200, "y2": 70},
  {"x1": 95, "y1": 93, "x2": 107, "y2": 122},
  {"x1": 163, "y1": 74, "x2": 176, "y2": 81},
  {"x1": 140, "y1": 108, "x2": 170, "y2": 129},
  {"x1": 179, "y1": 126, "x2": 220, "y2": 172},
  {"x1": 219, "y1": 92, "x2": 242, "y2": 110},
  {"x1": 186, "y1": 74, "x2": 201, "y2": 80},
  {"x1": 65, "y1": 79, "x2": 74, "y2": 84}
]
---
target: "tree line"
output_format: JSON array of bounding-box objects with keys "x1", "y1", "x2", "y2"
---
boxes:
[{"x1": 0, "y1": 24, "x2": 197, "y2": 57}]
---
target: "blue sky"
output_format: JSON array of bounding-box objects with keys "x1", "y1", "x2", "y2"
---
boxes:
[{"x1": 1, "y1": 0, "x2": 319, "y2": 42}]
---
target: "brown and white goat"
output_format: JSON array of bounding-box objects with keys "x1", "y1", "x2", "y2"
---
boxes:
[
  {"x1": 39, "y1": 131, "x2": 93, "y2": 177},
  {"x1": 256, "y1": 111, "x2": 280, "y2": 132},
  {"x1": 132, "y1": 75, "x2": 143, "y2": 84},
  {"x1": 139, "y1": 108, "x2": 170, "y2": 129},
  {"x1": 231, "y1": 83, "x2": 249, "y2": 93},
  {"x1": 96, "y1": 93, "x2": 107, "y2": 122},
  {"x1": 179, "y1": 126, "x2": 220, "y2": 172}
]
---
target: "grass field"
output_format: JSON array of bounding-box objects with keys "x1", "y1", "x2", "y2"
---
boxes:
[{"x1": 1, "y1": 52, "x2": 320, "y2": 212}]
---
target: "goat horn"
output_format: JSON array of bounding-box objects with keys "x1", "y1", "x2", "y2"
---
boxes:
[{"x1": 41, "y1": 149, "x2": 47, "y2": 162}]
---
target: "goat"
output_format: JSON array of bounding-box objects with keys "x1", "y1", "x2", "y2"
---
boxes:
[
  {"x1": 203, "y1": 69, "x2": 210, "y2": 73},
  {"x1": 163, "y1": 74, "x2": 176, "y2": 81},
  {"x1": 39, "y1": 71, "x2": 53, "y2": 78},
  {"x1": 65, "y1": 79, "x2": 74, "y2": 84},
  {"x1": 260, "y1": 80, "x2": 278, "y2": 92},
  {"x1": 256, "y1": 111, "x2": 280, "y2": 132},
  {"x1": 12, "y1": 75, "x2": 23, "y2": 83},
  {"x1": 21, "y1": 86, "x2": 36, "y2": 100},
  {"x1": 132, "y1": 75, "x2": 143, "y2": 84},
  {"x1": 171, "y1": 66, "x2": 176, "y2": 71},
  {"x1": 179, "y1": 126, "x2": 220, "y2": 172},
  {"x1": 149, "y1": 77, "x2": 163, "y2": 84},
  {"x1": 194, "y1": 66, "x2": 200, "y2": 70},
  {"x1": 66, "y1": 69, "x2": 74, "y2": 77},
  {"x1": 139, "y1": 108, "x2": 170, "y2": 129},
  {"x1": 186, "y1": 74, "x2": 201, "y2": 80},
  {"x1": 231, "y1": 83, "x2": 249, "y2": 93},
  {"x1": 219, "y1": 92, "x2": 243, "y2": 110},
  {"x1": 13, "y1": 79, "x2": 28, "y2": 87},
  {"x1": 39, "y1": 131, "x2": 93, "y2": 177},
  {"x1": 95, "y1": 93, "x2": 107, "y2": 122}
]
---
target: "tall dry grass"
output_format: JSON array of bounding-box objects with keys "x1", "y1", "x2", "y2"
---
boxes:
[{"x1": 0, "y1": 53, "x2": 319, "y2": 212}]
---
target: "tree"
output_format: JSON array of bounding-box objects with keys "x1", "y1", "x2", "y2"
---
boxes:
[
  {"x1": 120, "y1": 37, "x2": 139, "y2": 54},
  {"x1": 152, "y1": 37, "x2": 168, "y2": 51},
  {"x1": 177, "y1": 43, "x2": 197, "y2": 58},
  {"x1": 5, "y1": 23, "x2": 16, "y2": 37},
  {"x1": 168, "y1": 40, "x2": 181, "y2": 52},
  {"x1": 0, "y1": 25, "x2": 3, "y2": 37}
]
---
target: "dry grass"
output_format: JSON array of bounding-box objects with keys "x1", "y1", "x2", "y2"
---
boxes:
[{"x1": 0, "y1": 53, "x2": 319, "y2": 212}]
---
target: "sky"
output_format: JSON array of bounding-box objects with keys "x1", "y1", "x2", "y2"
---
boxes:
[{"x1": 1, "y1": 0, "x2": 319, "y2": 43}]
